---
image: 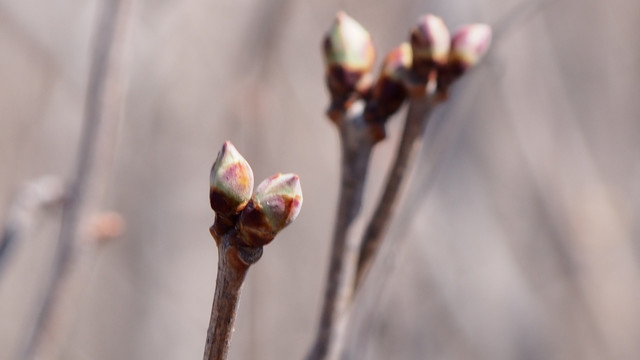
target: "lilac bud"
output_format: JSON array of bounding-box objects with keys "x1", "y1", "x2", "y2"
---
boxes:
[
  {"x1": 323, "y1": 12, "x2": 376, "y2": 103},
  {"x1": 436, "y1": 23, "x2": 491, "y2": 98},
  {"x1": 410, "y1": 14, "x2": 450, "y2": 79},
  {"x1": 364, "y1": 43, "x2": 412, "y2": 139},
  {"x1": 209, "y1": 141, "x2": 254, "y2": 216},
  {"x1": 380, "y1": 42, "x2": 412, "y2": 82},
  {"x1": 239, "y1": 173, "x2": 303, "y2": 247},
  {"x1": 449, "y1": 24, "x2": 492, "y2": 71}
]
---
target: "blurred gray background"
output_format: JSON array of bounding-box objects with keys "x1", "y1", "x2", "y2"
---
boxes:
[{"x1": 0, "y1": 0, "x2": 639, "y2": 359}]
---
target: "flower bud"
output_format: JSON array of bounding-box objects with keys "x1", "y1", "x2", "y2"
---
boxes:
[
  {"x1": 323, "y1": 11, "x2": 376, "y2": 103},
  {"x1": 239, "y1": 173, "x2": 303, "y2": 247},
  {"x1": 410, "y1": 14, "x2": 450, "y2": 79},
  {"x1": 364, "y1": 43, "x2": 412, "y2": 139},
  {"x1": 448, "y1": 23, "x2": 492, "y2": 72},
  {"x1": 209, "y1": 141, "x2": 254, "y2": 216},
  {"x1": 437, "y1": 23, "x2": 491, "y2": 98}
]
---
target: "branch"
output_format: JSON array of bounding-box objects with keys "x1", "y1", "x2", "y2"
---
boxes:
[
  {"x1": 306, "y1": 102, "x2": 375, "y2": 360},
  {"x1": 0, "y1": 176, "x2": 64, "y2": 276},
  {"x1": 203, "y1": 229, "x2": 262, "y2": 360},
  {"x1": 18, "y1": 1, "x2": 131, "y2": 358},
  {"x1": 354, "y1": 19, "x2": 494, "y2": 291},
  {"x1": 205, "y1": 143, "x2": 302, "y2": 359},
  {"x1": 354, "y1": 95, "x2": 434, "y2": 289},
  {"x1": 309, "y1": 12, "x2": 492, "y2": 360}
]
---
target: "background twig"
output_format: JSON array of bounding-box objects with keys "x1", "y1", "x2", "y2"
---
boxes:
[
  {"x1": 355, "y1": 95, "x2": 434, "y2": 289},
  {"x1": 0, "y1": 177, "x2": 64, "y2": 277},
  {"x1": 18, "y1": 1, "x2": 129, "y2": 359},
  {"x1": 307, "y1": 102, "x2": 376, "y2": 360}
]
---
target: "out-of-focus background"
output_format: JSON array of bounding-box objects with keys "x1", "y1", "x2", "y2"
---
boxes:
[{"x1": 1, "y1": 0, "x2": 638, "y2": 359}]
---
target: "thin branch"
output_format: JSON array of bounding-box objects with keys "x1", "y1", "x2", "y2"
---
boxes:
[
  {"x1": 306, "y1": 102, "x2": 376, "y2": 360},
  {"x1": 18, "y1": 1, "x2": 128, "y2": 359},
  {"x1": 205, "y1": 154, "x2": 302, "y2": 359},
  {"x1": 351, "y1": 0, "x2": 539, "y2": 293},
  {"x1": 203, "y1": 229, "x2": 261, "y2": 360},
  {"x1": 354, "y1": 95, "x2": 435, "y2": 290},
  {"x1": 0, "y1": 176, "x2": 65, "y2": 277}
]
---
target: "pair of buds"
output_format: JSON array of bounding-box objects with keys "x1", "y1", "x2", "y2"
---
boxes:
[
  {"x1": 323, "y1": 12, "x2": 492, "y2": 127},
  {"x1": 209, "y1": 142, "x2": 303, "y2": 247}
]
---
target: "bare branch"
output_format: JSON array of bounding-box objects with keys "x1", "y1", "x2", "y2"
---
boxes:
[
  {"x1": 355, "y1": 95, "x2": 434, "y2": 290},
  {"x1": 18, "y1": 1, "x2": 133, "y2": 358}
]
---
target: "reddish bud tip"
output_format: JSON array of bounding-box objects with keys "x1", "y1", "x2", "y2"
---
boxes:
[
  {"x1": 239, "y1": 173, "x2": 303, "y2": 246},
  {"x1": 209, "y1": 141, "x2": 254, "y2": 215},
  {"x1": 381, "y1": 42, "x2": 412, "y2": 81},
  {"x1": 410, "y1": 14, "x2": 451, "y2": 77},
  {"x1": 449, "y1": 23, "x2": 492, "y2": 70}
]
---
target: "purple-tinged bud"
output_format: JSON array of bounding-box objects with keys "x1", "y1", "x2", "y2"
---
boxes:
[
  {"x1": 449, "y1": 24, "x2": 492, "y2": 71},
  {"x1": 209, "y1": 141, "x2": 254, "y2": 216},
  {"x1": 364, "y1": 43, "x2": 412, "y2": 140},
  {"x1": 410, "y1": 14, "x2": 450, "y2": 79},
  {"x1": 239, "y1": 173, "x2": 303, "y2": 247},
  {"x1": 323, "y1": 12, "x2": 376, "y2": 105},
  {"x1": 437, "y1": 23, "x2": 491, "y2": 98}
]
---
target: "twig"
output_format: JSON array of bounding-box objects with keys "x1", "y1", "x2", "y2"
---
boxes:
[
  {"x1": 306, "y1": 102, "x2": 376, "y2": 360},
  {"x1": 205, "y1": 144, "x2": 302, "y2": 359},
  {"x1": 0, "y1": 176, "x2": 65, "y2": 277},
  {"x1": 353, "y1": 18, "x2": 494, "y2": 291},
  {"x1": 309, "y1": 12, "x2": 491, "y2": 359},
  {"x1": 18, "y1": 1, "x2": 128, "y2": 359},
  {"x1": 354, "y1": 94, "x2": 435, "y2": 289},
  {"x1": 203, "y1": 228, "x2": 263, "y2": 360},
  {"x1": 308, "y1": 16, "x2": 417, "y2": 360}
]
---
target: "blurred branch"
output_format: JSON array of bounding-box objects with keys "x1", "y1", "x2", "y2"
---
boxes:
[
  {"x1": 306, "y1": 102, "x2": 375, "y2": 360},
  {"x1": 352, "y1": 0, "x2": 555, "y2": 305},
  {"x1": 354, "y1": 95, "x2": 434, "y2": 289},
  {"x1": 18, "y1": 0, "x2": 133, "y2": 359},
  {"x1": 0, "y1": 176, "x2": 65, "y2": 276}
]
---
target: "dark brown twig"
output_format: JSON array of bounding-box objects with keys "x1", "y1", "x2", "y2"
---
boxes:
[{"x1": 203, "y1": 228, "x2": 262, "y2": 360}]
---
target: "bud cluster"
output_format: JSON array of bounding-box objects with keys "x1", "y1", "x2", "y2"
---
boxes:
[
  {"x1": 209, "y1": 141, "x2": 303, "y2": 248},
  {"x1": 322, "y1": 12, "x2": 492, "y2": 137}
]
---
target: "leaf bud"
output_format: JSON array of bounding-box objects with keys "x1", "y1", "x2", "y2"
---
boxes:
[
  {"x1": 239, "y1": 173, "x2": 303, "y2": 247},
  {"x1": 209, "y1": 141, "x2": 254, "y2": 216},
  {"x1": 410, "y1": 14, "x2": 451, "y2": 80},
  {"x1": 437, "y1": 23, "x2": 492, "y2": 97},
  {"x1": 364, "y1": 43, "x2": 412, "y2": 139},
  {"x1": 323, "y1": 12, "x2": 376, "y2": 106},
  {"x1": 449, "y1": 23, "x2": 492, "y2": 72}
]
